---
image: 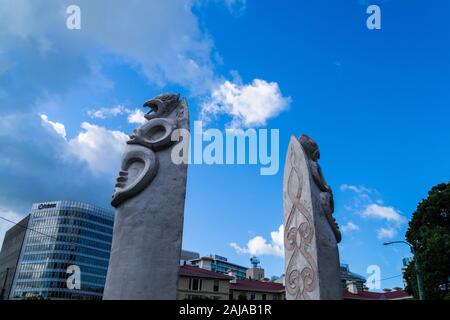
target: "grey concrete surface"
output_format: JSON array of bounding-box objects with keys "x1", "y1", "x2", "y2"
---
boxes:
[{"x1": 103, "y1": 94, "x2": 189, "y2": 300}]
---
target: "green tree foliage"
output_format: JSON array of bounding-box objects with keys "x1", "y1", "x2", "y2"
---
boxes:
[
  {"x1": 403, "y1": 259, "x2": 418, "y2": 298},
  {"x1": 405, "y1": 182, "x2": 450, "y2": 300}
]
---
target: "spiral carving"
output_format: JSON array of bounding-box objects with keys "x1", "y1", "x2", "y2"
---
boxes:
[{"x1": 284, "y1": 142, "x2": 318, "y2": 300}]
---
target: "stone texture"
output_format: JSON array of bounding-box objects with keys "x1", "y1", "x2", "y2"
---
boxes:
[
  {"x1": 103, "y1": 93, "x2": 189, "y2": 300},
  {"x1": 283, "y1": 135, "x2": 342, "y2": 300}
]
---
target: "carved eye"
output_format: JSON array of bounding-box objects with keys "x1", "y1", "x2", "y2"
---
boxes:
[
  {"x1": 146, "y1": 124, "x2": 167, "y2": 143},
  {"x1": 136, "y1": 118, "x2": 175, "y2": 149}
]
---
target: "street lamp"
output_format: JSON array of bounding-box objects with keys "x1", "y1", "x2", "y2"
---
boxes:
[{"x1": 383, "y1": 240, "x2": 425, "y2": 300}]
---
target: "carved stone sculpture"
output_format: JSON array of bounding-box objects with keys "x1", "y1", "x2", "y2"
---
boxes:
[
  {"x1": 103, "y1": 93, "x2": 189, "y2": 300},
  {"x1": 283, "y1": 134, "x2": 342, "y2": 300}
]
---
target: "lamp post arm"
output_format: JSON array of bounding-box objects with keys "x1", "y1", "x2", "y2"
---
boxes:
[{"x1": 383, "y1": 240, "x2": 425, "y2": 300}]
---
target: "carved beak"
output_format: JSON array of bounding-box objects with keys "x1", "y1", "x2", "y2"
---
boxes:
[{"x1": 143, "y1": 99, "x2": 164, "y2": 114}]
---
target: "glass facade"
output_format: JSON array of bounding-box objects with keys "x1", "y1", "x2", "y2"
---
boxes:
[
  {"x1": 340, "y1": 264, "x2": 366, "y2": 290},
  {"x1": 212, "y1": 260, "x2": 247, "y2": 279},
  {"x1": 191, "y1": 255, "x2": 248, "y2": 280},
  {"x1": 9, "y1": 201, "x2": 114, "y2": 300}
]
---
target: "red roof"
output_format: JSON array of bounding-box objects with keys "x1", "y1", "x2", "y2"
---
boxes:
[
  {"x1": 179, "y1": 265, "x2": 233, "y2": 280},
  {"x1": 180, "y1": 266, "x2": 411, "y2": 299},
  {"x1": 230, "y1": 279, "x2": 285, "y2": 293},
  {"x1": 343, "y1": 289, "x2": 412, "y2": 300}
]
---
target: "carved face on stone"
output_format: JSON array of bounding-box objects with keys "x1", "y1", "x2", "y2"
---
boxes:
[
  {"x1": 111, "y1": 93, "x2": 182, "y2": 208},
  {"x1": 143, "y1": 93, "x2": 180, "y2": 120},
  {"x1": 299, "y1": 134, "x2": 320, "y2": 161}
]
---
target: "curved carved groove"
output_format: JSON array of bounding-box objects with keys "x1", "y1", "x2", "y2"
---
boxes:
[
  {"x1": 111, "y1": 146, "x2": 158, "y2": 208},
  {"x1": 283, "y1": 137, "x2": 318, "y2": 300},
  {"x1": 286, "y1": 250, "x2": 301, "y2": 296},
  {"x1": 128, "y1": 117, "x2": 177, "y2": 151}
]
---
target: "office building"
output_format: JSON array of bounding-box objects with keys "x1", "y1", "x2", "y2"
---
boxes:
[
  {"x1": 0, "y1": 215, "x2": 29, "y2": 300},
  {"x1": 6, "y1": 201, "x2": 114, "y2": 300},
  {"x1": 246, "y1": 256, "x2": 265, "y2": 281},
  {"x1": 180, "y1": 250, "x2": 200, "y2": 265},
  {"x1": 340, "y1": 264, "x2": 366, "y2": 291},
  {"x1": 178, "y1": 265, "x2": 285, "y2": 300},
  {"x1": 190, "y1": 254, "x2": 248, "y2": 279},
  {"x1": 178, "y1": 265, "x2": 232, "y2": 300},
  {"x1": 229, "y1": 279, "x2": 285, "y2": 300}
]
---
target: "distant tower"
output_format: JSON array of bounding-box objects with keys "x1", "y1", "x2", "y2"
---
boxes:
[
  {"x1": 246, "y1": 256, "x2": 264, "y2": 281},
  {"x1": 250, "y1": 256, "x2": 260, "y2": 268}
]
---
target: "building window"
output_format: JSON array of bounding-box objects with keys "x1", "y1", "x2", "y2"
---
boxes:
[
  {"x1": 213, "y1": 280, "x2": 219, "y2": 292},
  {"x1": 191, "y1": 279, "x2": 202, "y2": 291},
  {"x1": 237, "y1": 293, "x2": 247, "y2": 300},
  {"x1": 262, "y1": 294, "x2": 266, "y2": 300},
  {"x1": 250, "y1": 293, "x2": 256, "y2": 300}
]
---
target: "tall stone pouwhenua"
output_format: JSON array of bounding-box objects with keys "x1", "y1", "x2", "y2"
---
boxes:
[
  {"x1": 103, "y1": 93, "x2": 189, "y2": 300},
  {"x1": 283, "y1": 134, "x2": 342, "y2": 300}
]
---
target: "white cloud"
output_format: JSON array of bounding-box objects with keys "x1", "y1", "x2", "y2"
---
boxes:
[
  {"x1": 1, "y1": 1, "x2": 289, "y2": 129},
  {"x1": 0, "y1": 114, "x2": 120, "y2": 219},
  {"x1": 230, "y1": 224, "x2": 284, "y2": 257},
  {"x1": 82, "y1": 0, "x2": 219, "y2": 95},
  {"x1": 230, "y1": 242, "x2": 247, "y2": 254},
  {"x1": 0, "y1": 0, "x2": 222, "y2": 95},
  {"x1": 87, "y1": 105, "x2": 149, "y2": 125},
  {"x1": 223, "y1": 0, "x2": 247, "y2": 14},
  {"x1": 362, "y1": 204, "x2": 406, "y2": 224},
  {"x1": 39, "y1": 115, "x2": 128, "y2": 175},
  {"x1": 88, "y1": 105, "x2": 126, "y2": 119},
  {"x1": 201, "y1": 79, "x2": 291, "y2": 128},
  {"x1": 341, "y1": 221, "x2": 360, "y2": 233},
  {"x1": 86, "y1": 105, "x2": 157, "y2": 126},
  {"x1": 67, "y1": 122, "x2": 128, "y2": 175},
  {"x1": 340, "y1": 184, "x2": 372, "y2": 194},
  {"x1": 376, "y1": 227, "x2": 397, "y2": 240},
  {"x1": 40, "y1": 114, "x2": 66, "y2": 139},
  {"x1": 340, "y1": 183, "x2": 407, "y2": 242},
  {"x1": 194, "y1": 1, "x2": 247, "y2": 18},
  {"x1": 127, "y1": 109, "x2": 147, "y2": 125}
]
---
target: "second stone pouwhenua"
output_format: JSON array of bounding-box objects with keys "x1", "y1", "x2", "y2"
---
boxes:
[{"x1": 283, "y1": 134, "x2": 342, "y2": 300}]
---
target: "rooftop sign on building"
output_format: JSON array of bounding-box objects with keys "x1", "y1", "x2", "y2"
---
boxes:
[
  {"x1": 214, "y1": 254, "x2": 228, "y2": 262},
  {"x1": 37, "y1": 203, "x2": 57, "y2": 210}
]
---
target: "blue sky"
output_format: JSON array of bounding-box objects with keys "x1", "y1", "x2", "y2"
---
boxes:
[{"x1": 0, "y1": 0, "x2": 449, "y2": 291}]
